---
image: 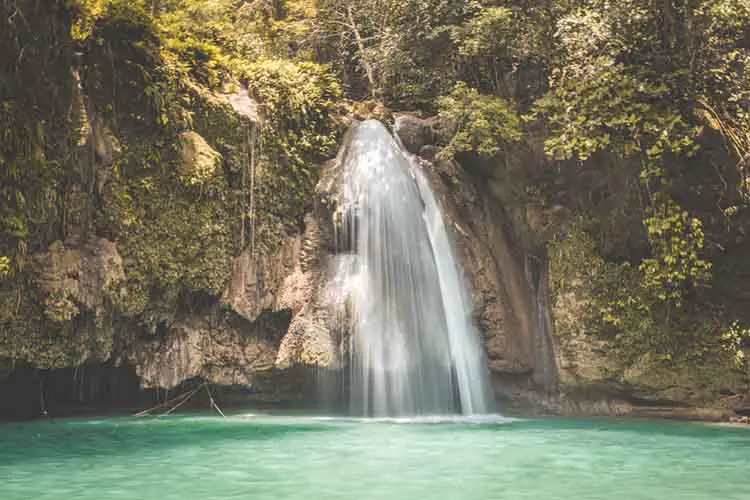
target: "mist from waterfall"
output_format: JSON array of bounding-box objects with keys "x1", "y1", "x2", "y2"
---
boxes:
[{"x1": 329, "y1": 120, "x2": 493, "y2": 417}]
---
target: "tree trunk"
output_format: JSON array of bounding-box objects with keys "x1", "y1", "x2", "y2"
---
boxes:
[{"x1": 346, "y1": 5, "x2": 378, "y2": 98}]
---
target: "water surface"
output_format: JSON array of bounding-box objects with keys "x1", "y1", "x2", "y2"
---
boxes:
[{"x1": 1, "y1": 415, "x2": 748, "y2": 499}]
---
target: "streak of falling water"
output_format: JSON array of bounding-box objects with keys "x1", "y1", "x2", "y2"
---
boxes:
[
  {"x1": 412, "y1": 167, "x2": 493, "y2": 415},
  {"x1": 330, "y1": 120, "x2": 493, "y2": 416}
]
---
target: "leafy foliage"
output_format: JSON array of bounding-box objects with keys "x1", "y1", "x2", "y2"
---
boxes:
[
  {"x1": 0, "y1": 256, "x2": 9, "y2": 278},
  {"x1": 452, "y1": 7, "x2": 513, "y2": 58},
  {"x1": 437, "y1": 82, "x2": 522, "y2": 159},
  {"x1": 721, "y1": 321, "x2": 750, "y2": 369},
  {"x1": 640, "y1": 193, "x2": 712, "y2": 307},
  {"x1": 532, "y1": 66, "x2": 700, "y2": 162},
  {"x1": 1, "y1": 0, "x2": 340, "y2": 366}
]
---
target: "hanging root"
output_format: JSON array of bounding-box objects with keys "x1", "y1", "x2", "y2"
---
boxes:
[{"x1": 697, "y1": 99, "x2": 750, "y2": 203}]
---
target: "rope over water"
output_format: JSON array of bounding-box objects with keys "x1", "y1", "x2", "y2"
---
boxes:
[{"x1": 133, "y1": 382, "x2": 225, "y2": 417}]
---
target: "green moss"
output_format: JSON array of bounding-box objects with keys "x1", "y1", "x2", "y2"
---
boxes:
[
  {"x1": 82, "y1": 4, "x2": 191, "y2": 140},
  {"x1": 105, "y1": 145, "x2": 233, "y2": 315},
  {"x1": 44, "y1": 293, "x2": 80, "y2": 322},
  {"x1": 243, "y1": 59, "x2": 343, "y2": 249},
  {"x1": 550, "y1": 218, "x2": 747, "y2": 394}
]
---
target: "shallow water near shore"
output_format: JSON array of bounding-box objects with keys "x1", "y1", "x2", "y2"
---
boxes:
[{"x1": 1, "y1": 414, "x2": 748, "y2": 499}]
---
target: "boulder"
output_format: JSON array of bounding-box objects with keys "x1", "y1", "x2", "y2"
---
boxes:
[
  {"x1": 394, "y1": 114, "x2": 436, "y2": 154},
  {"x1": 177, "y1": 131, "x2": 221, "y2": 185}
]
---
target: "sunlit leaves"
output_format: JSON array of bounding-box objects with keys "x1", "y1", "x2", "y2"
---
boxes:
[
  {"x1": 640, "y1": 193, "x2": 712, "y2": 307},
  {"x1": 452, "y1": 7, "x2": 513, "y2": 58},
  {"x1": 0, "y1": 256, "x2": 9, "y2": 278},
  {"x1": 721, "y1": 321, "x2": 750, "y2": 368},
  {"x1": 533, "y1": 64, "x2": 700, "y2": 162},
  {"x1": 438, "y1": 82, "x2": 522, "y2": 159}
]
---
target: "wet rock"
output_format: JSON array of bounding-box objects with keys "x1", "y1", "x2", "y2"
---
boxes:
[
  {"x1": 312, "y1": 125, "x2": 555, "y2": 397},
  {"x1": 223, "y1": 213, "x2": 339, "y2": 373},
  {"x1": 223, "y1": 87, "x2": 260, "y2": 123},
  {"x1": 416, "y1": 156, "x2": 547, "y2": 382},
  {"x1": 120, "y1": 119, "x2": 555, "y2": 403},
  {"x1": 275, "y1": 311, "x2": 337, "y2": 369},
  {"x1": 274, "y1": 216, "x2": 341, "y2": 369},
  {"x1": 222, "y1": 236, "x2": 302, "y2": 321},
  {"x1": 418, "y1": 145, "x2": 441, "y2": 161}
]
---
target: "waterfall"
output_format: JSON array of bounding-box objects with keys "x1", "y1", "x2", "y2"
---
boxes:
[{"x1": 328, "y1": 120, "x2": 493, "y2": 416}]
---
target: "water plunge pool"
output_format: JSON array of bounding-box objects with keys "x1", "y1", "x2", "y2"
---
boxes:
[{"x1": 1, "y1": 414, "x2": 748, "y2": 499}]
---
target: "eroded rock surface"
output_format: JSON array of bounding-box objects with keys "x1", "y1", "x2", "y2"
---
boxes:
[
  {"x1": 222, "y1": 236, "x2": 302, "y2": 321},
  {"x1": 409, "y1": 153, "x2": 559, "y2": 405},
  {"x1": 127, "y1": 309, "x2": 282, "y2": 389},
  {"x1": 74, "y1": 118, "x2": 560, "y2": 412}
]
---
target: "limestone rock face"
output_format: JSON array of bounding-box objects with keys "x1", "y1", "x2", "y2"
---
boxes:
[
  {"x1": 298, "y1": 125, "x2": 557, "y2": 399},
  {"x1": 220, "y1": 213, "x2": 340, "y2": 369},
  {"x1": 273, "y1": 216, "x2": 340, "y2": 369},
  {"x1": 275, "y1": 311, "x2": 337, "y2": 368},
  {"x1": 33, "y1": 237, "x2": 125, "y2": 320},
  {"x1": 414, "y1": 156, "x2": 557, "y2": 388},
  {"x1": 120, "y1": 118, "x2": 558, "y2": 406},
  {"x1": 177, "y1": 131, "x2": 221, "y2": 184},
  {"x1": 130, "y1": 210, "x2": 339, "y2": 390},
  {"x1": 222, "y1": 236, "x2": 302, "y2": 321},
  {"x1": 127, "y1": 310, "x2": 280, "y2": 389}
]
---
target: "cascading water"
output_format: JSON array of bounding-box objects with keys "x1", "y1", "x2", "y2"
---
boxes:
[{"x1": 328, "y1": 120, "x2": 493, "y2": 417}]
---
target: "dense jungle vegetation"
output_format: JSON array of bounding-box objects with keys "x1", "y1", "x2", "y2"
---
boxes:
[{"x1": 1, "y1": 0, "x2": 749, "y2": 397}]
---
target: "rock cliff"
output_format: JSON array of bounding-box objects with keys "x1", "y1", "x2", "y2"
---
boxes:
[{"x1": 119, "y1": 115, "x2": 561, "y2": 411}]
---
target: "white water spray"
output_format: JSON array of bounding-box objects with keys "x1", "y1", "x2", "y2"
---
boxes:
[{"x1": 329, "y1": 120, "x2": 493, "y2": 416}]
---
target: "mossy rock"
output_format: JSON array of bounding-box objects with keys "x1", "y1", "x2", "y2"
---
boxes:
[{"x1": 177, "y1": 131, "x2": 222, "y2": 185}]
